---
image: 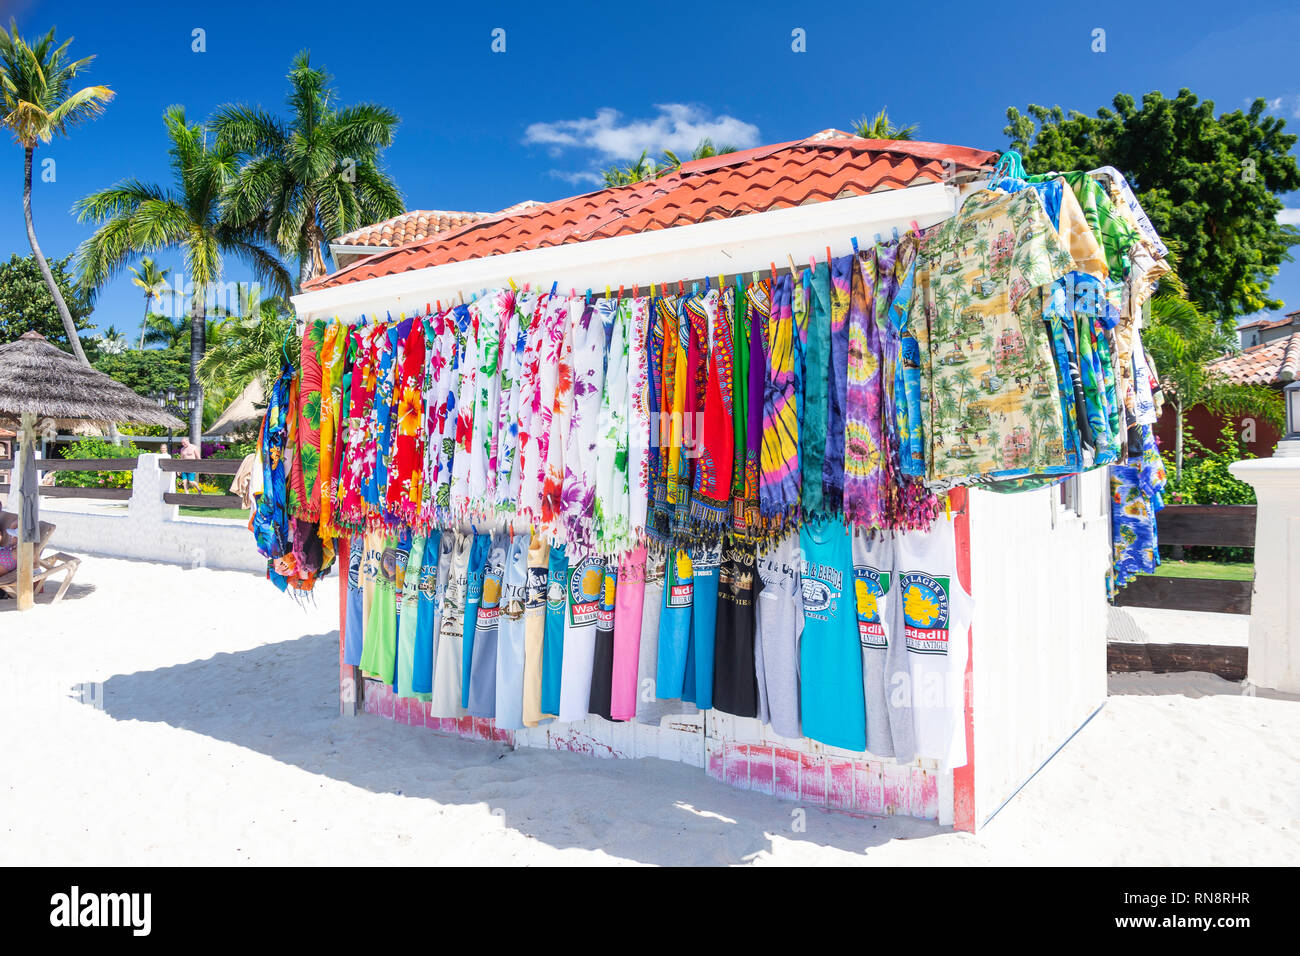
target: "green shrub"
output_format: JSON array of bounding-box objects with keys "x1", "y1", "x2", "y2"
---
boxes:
[
  {"x1": 1162, "y1": 424, "x2": 1256, "y2": 563},
  {"x1": 54, "y1": 436, "x2": 140, "y2": 489},
  {"x1": 205, "y1": 441, "x2": 255, "y2": 494}
]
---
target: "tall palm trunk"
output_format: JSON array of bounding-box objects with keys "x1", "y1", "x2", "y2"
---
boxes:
[
  {"x1": 1175, "y1": 397, "x2": 1184, "y2": 482},
  {"x1": 189, "y1": 293, "x2": 206, "y2": 444},
  {"x1": 299, "y1": 212, "x2": 327, "y2": 289},
  {"x1": 24, "y1": 145, "x2": 89, "y2": 365},
  {"x1": 138, "y1": 293, "x2": 152, "y2": 350}
]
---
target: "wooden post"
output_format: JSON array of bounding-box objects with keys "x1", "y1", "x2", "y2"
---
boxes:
[{"x1": 15, "y1": 412, "x2": 35, "y2": 611}]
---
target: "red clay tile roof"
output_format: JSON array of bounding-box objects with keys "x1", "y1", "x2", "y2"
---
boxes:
[
  {"x1": 1239, "y1": 313, "x2": 1298, "y2": 332},
  {"x1": 306, "y1": 134, "x2": 996, "y2": 292},
  {"x1": 333, "y1": 210, "x2": 492, "y2": 248},
  {"x1": 1210, "y1": 331, "x2": 1300, "y2": 386}
]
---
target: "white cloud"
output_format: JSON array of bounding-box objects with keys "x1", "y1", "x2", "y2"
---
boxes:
[
  {"x1": 524, "y1": 104, "x2": 761, "y2": 161},
  {"x1": 548, "y1": 168, "x2": 604, "y2": 187},
  {"x1": 1278, "y1": 208, "x2": 1300, "y2": 226}
]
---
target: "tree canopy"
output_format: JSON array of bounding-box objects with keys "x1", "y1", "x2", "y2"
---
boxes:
[
  {"x1": 92, "y1": 345, "x2": 189, "y2": 398},
  {"x1": 0, "y1": 252, "x2": 94, "y2": 346},
  {"x1": 1005, "y1": 90, "x2": 1300, "y2": 324}
]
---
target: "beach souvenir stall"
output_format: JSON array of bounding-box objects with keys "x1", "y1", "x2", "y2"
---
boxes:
[{"x1": 270, "y1": 132, "x2": 1170, "y2": 831}]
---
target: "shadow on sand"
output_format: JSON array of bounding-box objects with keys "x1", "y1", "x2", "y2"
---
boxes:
[{"x1": 95, "y1": 629, "x2": 943, "y2": 864}]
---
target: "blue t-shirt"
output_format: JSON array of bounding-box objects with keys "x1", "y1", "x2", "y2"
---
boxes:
[
  {"x1": 343, "y1": 536, "x2": 365, "y2": 666},
  {"x1": 460, "y1": 533, "x2": 491, "y2": 710},
  {"x1": 799, "y1": 517, "x2": 866, "y2": 751}
]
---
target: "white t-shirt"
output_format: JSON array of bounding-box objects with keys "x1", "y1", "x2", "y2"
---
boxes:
[{"x1": 892, "y1": 518, "x2": 973, "y2": 770}]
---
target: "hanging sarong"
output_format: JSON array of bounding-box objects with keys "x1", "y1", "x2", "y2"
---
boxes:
[
  {"x1": 802, "y1": 262, "x2": 831, "y2": 515},
  {"x1": 253, "y1": 358, "x2": 295, "y2": 561},
  {"x1": 741, "y1": 279, "x2": 768, "y2": 534},
  {"x1": 627, "y1": 296, "x2": 652, "y2": 539},
  {"x1": 292, "y1": 319, "x2": 325, "y2": 521},
  {"x1": 675, "y1": 291, "x2": 711, "y2": 537},
  {"x1": 843, "y1": 250, "x2": 886, "y2": 528},
  {"x1": 760, "y1": 273, "x2": 800, "y2": 524},
  {"x1": 449, "y1": 303, "x2": 478, "y2": 520},
  {"x1": 539, "y1": 298, "x2": 578, "y2": 534},
  {"x1": 823, "y1": 255, "x2": 853, "y2": 514},
  {"x1": 388, "y1": 317, "x2": 425, "y2": 523},
  {"x1": 495, "y1": 290, "x2": 535, "y2": 513},
  {"x1": 517, "y1": 292, "x2": 558, "y2": 523},
  {"x1": 690, "y1": 286, "x2": 733, "y2": 533},
  {"x1": 562, "y1": 298, "x2": 610, "y2": 553},
  {"x1": 318, "y1": 320, "x2": 344, "y2": 543},
  {"x1": 595, "y1": 297, "x2": 631, "y2": 554},
  {"x1": 467, "y1": 290, "x2": 511, "y2": 520}
]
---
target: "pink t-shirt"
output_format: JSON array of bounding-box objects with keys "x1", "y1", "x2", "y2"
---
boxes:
[{"x1": 609, "y1": 545, "x2": 647, "y2": 721}]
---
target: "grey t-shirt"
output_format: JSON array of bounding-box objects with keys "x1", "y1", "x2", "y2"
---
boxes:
[
  {"x1": 853, "y1": 530, "x2": 896, "y2": 757},
  {"x1": 635, "y1": 548, "x2": 698, "y2": 725},
  {"x1": 755, "y1": 534, "x2": 802, "y2": 740},
  {"x1": 467, "y1": 533, "x2": 508, "y2": 718}
]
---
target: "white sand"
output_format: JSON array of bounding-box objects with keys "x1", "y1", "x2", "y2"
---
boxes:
[{"x1": 2, "y1": 555, "x2": 1297, "y2": 866}]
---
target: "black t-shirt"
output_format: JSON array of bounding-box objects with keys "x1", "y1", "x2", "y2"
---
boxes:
[{"x1": 711, "y1": 536, "x2": 763, "y2": 718}]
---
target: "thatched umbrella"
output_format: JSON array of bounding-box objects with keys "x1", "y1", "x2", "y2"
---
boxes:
[{"x1": 0, "y1": 331, "x2": 184, "y2": 610}]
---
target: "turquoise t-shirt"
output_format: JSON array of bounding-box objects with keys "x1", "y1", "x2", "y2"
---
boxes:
[
  {"x1": 395, "y1": 534, "x2": 426, "y2": 698},
  {"x1": 411, "y1": 530, "x2": 441, "y2": 696},
  {"x1": 799, "y1": 517, "x2": 867, "y2": 751},
  {"x1": 689, "y1": 543, "x2": 721, "y2": 710},
  {"x1": 541, "y1": 544, "x2": 567, "y2": 717},
  {"x1": 656, "y1": 547, "x2": 693, "y2": 700}
]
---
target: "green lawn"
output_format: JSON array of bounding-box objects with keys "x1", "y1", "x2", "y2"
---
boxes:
[
  {"x1": 178, "y1": 507, "x2": 248, "y2": 521},
  {"x1": 1151, "y1": 560, "x2": 1253, "y2": 581}
]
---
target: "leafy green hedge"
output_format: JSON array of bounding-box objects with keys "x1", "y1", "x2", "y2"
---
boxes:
[
  {"x1": 53, "y1": 437, "x2": 141, "y2": 489},
  {"x1": 1162, "y1": 424, "x2": 1255, "y2": 562}
]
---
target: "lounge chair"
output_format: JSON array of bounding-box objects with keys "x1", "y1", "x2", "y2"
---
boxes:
[{"x1": 0, "y1": 513, "x2": 81, "y2": 604}]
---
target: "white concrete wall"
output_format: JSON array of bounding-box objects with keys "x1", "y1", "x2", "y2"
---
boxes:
[
  {"x1": 968, "y1": 470, "x2": 1111, "y2": 827},
  {"x1": 12, "y1": 454, "x2": 264, "y2": 575}
]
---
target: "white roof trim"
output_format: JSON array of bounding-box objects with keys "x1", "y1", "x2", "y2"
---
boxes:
[{"x1": 294, "y1": 183, "x2": 960, "y2": 321}]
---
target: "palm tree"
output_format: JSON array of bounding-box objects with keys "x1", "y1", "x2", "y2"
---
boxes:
[
  {"x1": 211, "y1": 51, "x2": 403, "y2": 288},
  {"x1": 0, "y1": 20, "x2": 114, "y2": 365},
  {"x1": 128, "y1": 257, "x2": 172, "y2": 349},
  {"x1": 1143, "y1": 291, "x2": 1284, "y2": 480},
  {"x1": 663, "y1": 138, "x2": 739, "y2": 168},
  {"x1": 852, "y1": 108, "x2": 917, "y2": 141},
  {"x1": 142, "y1": 312, "x2": 226, "y2": 352},
  {"x1": 601, "y1": 150, "x2": 661, "y2": 187},
  {"x1": 75, "y1": 105, "x2": 292, "y2": 443},
  {"x1": 197, "y1": 295, "x2": 297, "y2": 401}
]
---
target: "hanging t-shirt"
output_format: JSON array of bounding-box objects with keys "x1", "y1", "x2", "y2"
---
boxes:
[
  {"x1": 558, "y1": 549, "x2": 603, "y2": 722},
  {"x1": 587, "y1": 562, "x2": 618, "y2": 720},
  {"x1": 799, "y1": 517, "x2": 866, "y2": 752},
  {"x1": 356, "y1": 529, "x2": 385, "y2": 666},
  {"x1": 894, "y1": 518, "x2": 972, "y2": 769},
  {"x1": 460, "y1": 532, "x2": 490, "y2": 710},
  {"x1": 343, "y1": 536, "x2": 365, "y2": 667},
  {"x1": 610, "y1": 546, "x2": 647, "y2": 722},
  {"x1": 522, "y1": 536, "x2": 551, "y2": 727},
  {"x1": 467, "y1": 533, "x2": 507, "y2": 718},
  {"x1": 852, "y1": 530, "x2": 909, "y2": 758},
  {"x1": 390, "y1": 529, "x2": 412, "y2": 692},
  {"x1": 359, "y1": 533, "x2": 400, "y2": 685},
  {"x1": 655, "y1": 547, "x2": 694, "y2": 701},
  {"x1": 690, "y1": 542, "x2": 721, "y2": 711},
  {"x1": 395, "y1": 534, "x2": 426, "y2": 698},
  {"x1": 411, "y1": 531, "x2": 442, "y2": 698},
  {"x1": 494, "y1": 532, "x2": 530, "y2": 730},
  {"x1": 755, "y1": 534, "x2": 802, "y2": 739},
  {"x1": 541, "y1": 544, "x2": 567, "y2": 719},
  {"x1": 431, "y1": 531, "x2": 468, "y2": 718},
  {"x1": 712, "y1": 537, "x2": 761, "y2": 718}
]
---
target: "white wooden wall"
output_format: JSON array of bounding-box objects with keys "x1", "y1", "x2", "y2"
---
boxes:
[{"x1": 967, "y1": 471, "x2": 1110, "y2": 827}]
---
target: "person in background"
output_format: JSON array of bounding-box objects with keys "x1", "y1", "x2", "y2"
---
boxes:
[{"x1": 176, "y1": 436, "x2": 202, "y2": 493}]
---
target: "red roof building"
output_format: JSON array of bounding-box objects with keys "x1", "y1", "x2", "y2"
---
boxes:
[{"x1": 306, "y1": 132, "x2": 996, "y2": 293}]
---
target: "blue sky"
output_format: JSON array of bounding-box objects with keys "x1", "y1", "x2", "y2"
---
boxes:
[{"x1": 4, "y1": 0, "x2": 1299, "y2": 340}]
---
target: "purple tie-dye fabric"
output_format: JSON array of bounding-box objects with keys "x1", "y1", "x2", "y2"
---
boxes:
[
  {"x1": 822, "y1": 255, "x2": 853, "y2": 513},
  {"x1": 843, "y1": 251, "x2": 887, "y2": 528}
]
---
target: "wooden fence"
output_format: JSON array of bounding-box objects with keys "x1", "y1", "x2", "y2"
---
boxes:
[
  {"x1": 1109, "y1": 504, "x2": 1255, "y2": 681},
  {"x1": 0, "y1": 456, "x2": 244, "y2": 509}
]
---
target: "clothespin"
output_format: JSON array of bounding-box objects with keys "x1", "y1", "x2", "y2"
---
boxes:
[
  {"x1": 549, "y1": 281, "x2": 558, "y2": 297},
  {"x1": 718, "y1": 274, "x2": 725, "y2": 291},
  {"x1": 508, "y1": 277, "x2": 518, "y2": 292},
  {"x1": 910, "y1": 220, "x2": 920, "y2": 234},
  {"x1": 678, "y1": 279, "x2": 685, "y2": 296},
  {"x1": 458, "y1": 290, "x2": 465, "y2": 306},
  {"x1": 704, "y1": 276, "x2": 711, "y2": 292},
  {"x1": 435, "y1": 300, "x2": 441, "y2": 314},
  {"x1": 809, "y1": 255, "x2": 817, "y2": 271},
  {"x1": 618, "y1": 284, "x2": 624, "y2": 301},
  {"x1": 944, "y1": 495, "x2": 953, "y2": 521},
  {"x1": 825, "y1": 245, "x2": 832, "y2": 266},
  {"x1": 787, "y1": 253, "x2": 799, "y2": 275},
  {"x1": 892, "y1": 226, "x2": 900, "y2": 242},
  {"x1": 585, "y1": 288, "x2": 592, "y2": 304},
  {"x1": 651, "y1": 281, "x2": 656, "y2": 297},
  {"x1": 692, "y1": 281, "x2": 699, "y2": 296},
  {"x1": 852, "y1": 236, "x2": 860, "y2": 254},
  {"x1": 605, "y1": 284, "x2": 611, "y2": 301},
  {"x1": 424, "y1": 302, "x2": 431, "y2": 315},
  {"x1": 770, "y1": 261, "x2": 777, "y2": 282}
]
